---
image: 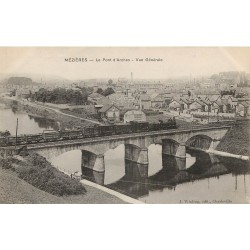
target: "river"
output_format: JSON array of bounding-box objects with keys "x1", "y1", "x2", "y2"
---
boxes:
[
  {"x1": 0, "y1": 103, "x2": 59, "y2": 135},
  {"x1": 51, "y1": 144, "x2": 250, "y2": 203},
  {"x1": 1, "y1": 104, "x2": 249, "y2": 203}
]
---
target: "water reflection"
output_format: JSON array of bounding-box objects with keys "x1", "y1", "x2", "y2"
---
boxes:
[
  {"x1": 28, "y1": 115, "x2": 59, "y2": 130},
  {"x1": 82, "y1": 148, "x2": 250, "y2": 203},
  {"x1": 0, "y1": 105, "x2": 58, "y2": 134},
  {"x1": 50, "y1": 142, "x2": 250, "y2": 203},
  {"x1": 42, "y1": 133, "x2": 250, "y2": 204}
]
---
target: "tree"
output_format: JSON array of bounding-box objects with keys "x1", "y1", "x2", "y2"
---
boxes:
[
  {"x1": 33, "y1": 87, "x2": 88, "y2": 105},
  {"x1": 96, "y1": 88, "x2": 104, "y2": 95},
  {"x1": 103, "y1": 87, "x2": 115, "y2": 96},
  {"x1": 0, "y1": 130, "x2": 11, "y2": 137},
  {"x1": 108, "y1": 79, "x2": 113, "y2": 85}
]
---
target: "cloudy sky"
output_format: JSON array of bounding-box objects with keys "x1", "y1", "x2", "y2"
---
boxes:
[{"x1": 0, "y1": 47, "x2": 249, "y2": 80}]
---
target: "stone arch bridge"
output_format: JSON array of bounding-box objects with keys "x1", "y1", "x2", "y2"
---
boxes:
[{"x1": 22, "y1": 126, "x2": 231, "y2": 172}]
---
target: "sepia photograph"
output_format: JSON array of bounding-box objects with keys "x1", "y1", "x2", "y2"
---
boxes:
[
  {"x1": 0, "y1": 47, "x2": 249, "y2": 204},
  {"x1": 1, "y1": 1, "x2": 250, "y2": 250}
]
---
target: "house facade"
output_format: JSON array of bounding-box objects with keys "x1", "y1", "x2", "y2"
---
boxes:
[
  {"x1": 189, "y1": 100, "x2": 204, "y2": 112},
  {"x1": 236, "y1": 102, "x2": 250, "y2": 117},
  {"x1": 123, "y1": 110, "x2": 146, "y2": 123},
  {"x1": 99, "y1": 104, "x2": 121, "y2": 122},
  {"x1": 168, "y1": 100, "x2": 183, "y2": 111},
  {"x1": 140, "y1": 94, "x2": 151, "y2": 110},
  {"x1": 151, "y1": 96, "x2": 164, "y2": 108}
]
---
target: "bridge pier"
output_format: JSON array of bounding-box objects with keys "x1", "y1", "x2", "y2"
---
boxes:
[
  {"x1": 175, "y1": 157, "x2": 186, "y2": 170},
  {"x1": 175, "y1": 143, "x2": 186, "y2": 158},
  {"x1": 82, "y1": 167, "x2": 105, "y2": 185},
  {"x1": 93, "y1": 154, "x2": 105, "y2": 172},
  {"x1": 81, "y1": 151, "x2": 105, "y2": 172},
  {"x1": 125, "y1": 160, "x2": 149, "y2": 180},
  {"x1": 162, "y1": 154, "x2": 186, "y2": 171},
  {"x1": 125, "y1": 144, "x2": 148, "y2": 164},
  {"x1": 162, "y1": 140, "x2": 186, "y2": 158},
  {"x1": 137, "y1": 148, "x2": 149, "y2": 165}
]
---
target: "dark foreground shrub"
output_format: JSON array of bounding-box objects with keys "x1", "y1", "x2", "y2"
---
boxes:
[
  {"x1": 0, "y1": 158, "x2": 13, "y2": 169},
  {"x1": 0, "y1": 153, "x2": 86, "y2": 196}
]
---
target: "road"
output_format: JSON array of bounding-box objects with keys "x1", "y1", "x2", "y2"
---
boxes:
[
  {"x1": 30, "y1": 102, "x2": 103, "y2": 125},
  {"x1": 1, "y1": 95, "x2": 102, "y2": 125}
]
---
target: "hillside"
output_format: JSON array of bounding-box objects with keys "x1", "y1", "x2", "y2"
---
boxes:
[
  {"x1": 0, "y1": 153, "x2": 126, "y2": 204},
  {"x1": 217, "y1": 120, "x2": 250, "y2": 156},
  {"x1": 7, "y1": 77, "x2": 33, "y2": 86},
  {"x1": 0, "y1": 167, "x2": 125, "y2": 204}
]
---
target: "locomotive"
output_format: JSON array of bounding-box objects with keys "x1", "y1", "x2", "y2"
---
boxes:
[{"x1": 0, "y1": 118, "x2": 177, "y2": 147}]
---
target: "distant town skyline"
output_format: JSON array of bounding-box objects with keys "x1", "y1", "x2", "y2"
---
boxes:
[{"x1": 0, "y1": 47, "x2": 249, "y2": 81}]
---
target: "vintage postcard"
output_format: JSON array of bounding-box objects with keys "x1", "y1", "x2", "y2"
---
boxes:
[{"x1": 0, "y1": 47, "x2": 249, "y2": 204}]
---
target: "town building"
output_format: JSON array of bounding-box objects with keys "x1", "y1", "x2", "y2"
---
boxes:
[
  {"x1": 180, "y1": 97, "x2": 193, "y2": 110},
  {"x1": 123, "y1": 110, "x2": 146, "y2": 123},
  {"x1": 168, "y1": 99, "x2": 184, "y2": 111},
  {"x1": 98, "y1": 104, "x2": 121, "y2": 123},
  {"x1": 236, "y1": 102, "x2": 250, "y2": 117},
  {"x1": 200, "y1": 98, "x2": 212, "y2": 112},
  {"x1": 140, "y1": 94, "x2": 151, "y2": 110},
  {"x1": 212, "y1": 99, "x2": 224, "y2": 113},
  {"x1": 189, "y1": 100, "x2": 205, "y2": 112},
  {"x1": 151, "y1": 95, "x2": 164, "y2": 109}
]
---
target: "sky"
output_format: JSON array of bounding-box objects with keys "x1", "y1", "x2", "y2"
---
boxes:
[{"x1": 0, "y1": 47, "x2": 249, "y2": 81}]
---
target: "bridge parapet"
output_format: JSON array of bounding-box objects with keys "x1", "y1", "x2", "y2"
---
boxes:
[{"x1": 9, "y1": 126, "x2": 230, "y2": 172}]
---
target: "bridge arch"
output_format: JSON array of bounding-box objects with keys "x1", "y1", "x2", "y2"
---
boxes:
[
  {"x1": 31, "y1": 140, "x2": 124, "y2": 163},
  {"x1": 51, "y1": 149, "x2": 82, "y2": 174},
  {"x1": 186, "y1": 134, "x2": 213, "y2": 150},
  {"x1": 24, "y1": 126, "x2": 230, "y2": 172}
]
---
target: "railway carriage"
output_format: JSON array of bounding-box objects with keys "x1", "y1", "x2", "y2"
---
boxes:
[
  {"x1": 98, "y1": 125, "x2": 115, "y2": 136},
  {"x1": 114, "y1": 124, "x2": 131, "y2": 135},
  {"x1": 83, "y1": 125, "x2": 99, "y2": 138},
  {"x1": 6, "y1": 136, "x2": 26, "y2": 146},
  {"x1": 42, "y1": 130, "x2": 61, "y2": 141},
  {"x1": 130, "y1": 121, "x2": 149, "y2": 133},
  {"x1": 149, "y1": 122, "x2": 161, "y2": 131},
  {"x1": 0, "y1": 118, "x2": 178, "y2": 147},
  {"x1": 0, "y1": 137, "x2": 7, "y2": 146},
  {"x1": 60, "y1": 130, "x2": 83, "y2": 140},
  {"x1": 25, "y1": 134, "x2": 44, "y2": 144}
]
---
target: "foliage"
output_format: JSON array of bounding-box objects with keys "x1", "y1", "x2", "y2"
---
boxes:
[
  {"x1": 220, "y1": 90, "x2": 236, "y2": 97},
  {"x1": 96, "y1": 88, "x2": 104, "y2": 94},
  {"x1": 0, "y1": 130, "x2": 11, "y2": 137},
  {"x1": 108, "y1": 79, "x2": 113, "y2": 85},
  {"x1": 103, "y1": 87, "x2": 115, "y2": 96},
  {"x1": 0, "y1": 153, "x2": 86, "y2": 196},
  {"x1": 32, "y1": 87, "x2": 88, "y2": 105}
]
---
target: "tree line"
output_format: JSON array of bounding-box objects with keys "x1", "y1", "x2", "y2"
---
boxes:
[
  {"x1": 31, "y1": 88, "x2": 89, "y2": 105},
  {"x1": 96, "y1": 87, "x2": 115, "y2": 96},
  {"x1": 31, "y1": 86, "x2": 115, "y2": 105}
]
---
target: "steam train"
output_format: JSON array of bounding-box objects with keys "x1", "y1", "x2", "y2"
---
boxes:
[{"x1": 0, "y1": 119, "x2": 177, "y2": 147}]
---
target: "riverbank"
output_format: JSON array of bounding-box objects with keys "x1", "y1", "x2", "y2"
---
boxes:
[
  {"x1": 0, "y1": 154, "x2": 127, "y2": 204},
  {"x1": 0, "y1": 167, "x2": 127, "y2": 204},
  {"x1": 0, "y1": 96, "x2": 100, "y2": 130}
]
